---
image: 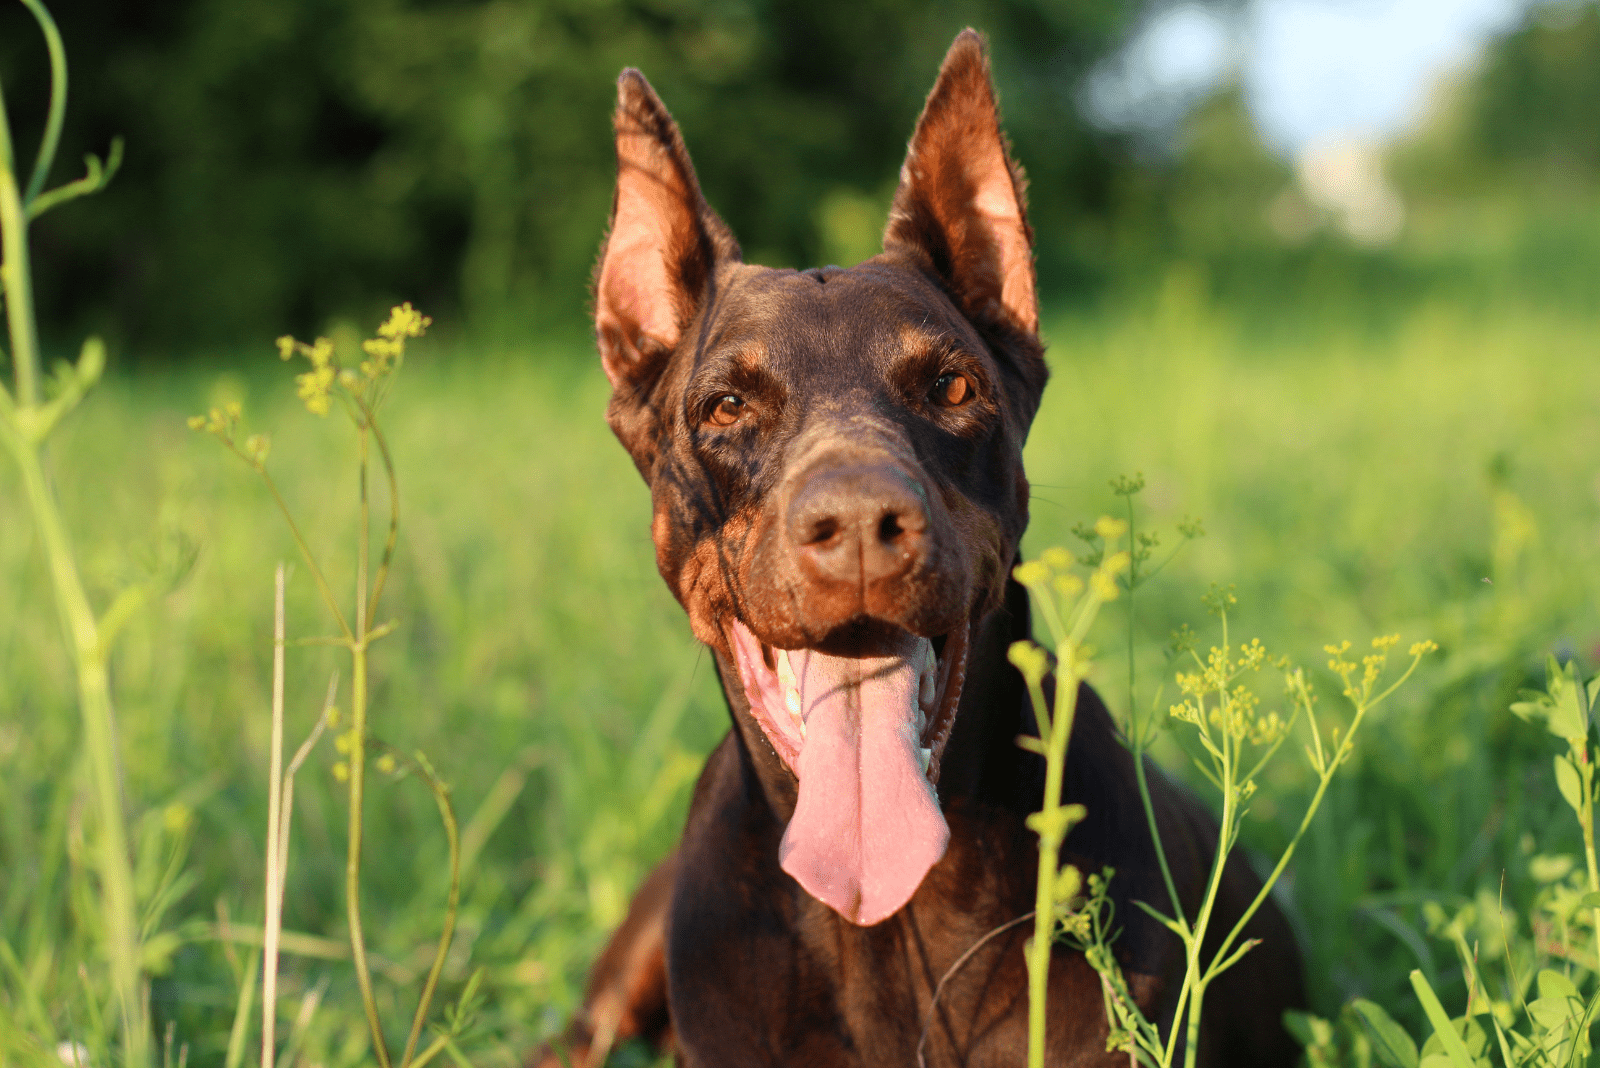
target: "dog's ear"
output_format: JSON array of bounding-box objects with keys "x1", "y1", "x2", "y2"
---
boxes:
[
  {"x1": 884, "y1": 30, "x2": 1037, "y2": 339},
  {"x1": 594, "y1": 70, "x2": 740, "y2": 392}
]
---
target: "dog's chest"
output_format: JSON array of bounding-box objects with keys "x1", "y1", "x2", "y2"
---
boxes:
[{"x1": 667, "y1": 783, "x2": 1153, "y2": 1067}]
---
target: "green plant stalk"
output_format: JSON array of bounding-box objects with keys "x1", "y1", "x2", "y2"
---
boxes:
[
  {"x1": 1578, "y1": 747, "x2": 1600, "y2": 958},
  {"x1": 398, "y1": 755, "x2": 460, "y2": 1068},
  {"x1": 1027, "y1": 640, "x2": 1081, "y2": 1068},
  {"x1": 0, "y1": 77, "x2": 148, "y2": 1068},
  {"x1": 1025, "y1": 579, "x2": 1112, "y2": 1068},
  {"x1": 348, "y1": 425, "x2": 390, "y2": 1068},
  {"x1": 1, "y1": 92, "x2": 43, "y2": 408},
  {"x1": 1174, "y1": 674, "x2": 1239, "y2": 1068},
  {"x1": 352, "y1": 395, "x2": 400, "y2": 631},
  {"x1": 1133, "y1": 754, "x2": 1184, "y2": 927},
  {"x1": 1124, "y1": 494, "x2": 1137, "y2": 728},
  {"x1": 18, "y1": 0, "x2": 67, "y2": 207},
  {"x1": 1121, "y1": 503, "x2": 1185, "y2": 929}
]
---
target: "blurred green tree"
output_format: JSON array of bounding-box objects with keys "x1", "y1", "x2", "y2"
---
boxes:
[
  {"x1": 1397, "y1": 0, "x2": 1600, "y2": 195},
  {"x1": 1471, "y1": 1, "x2": 1600, "y2": 177},
  {"x1": 0, "y1": 0, "x2": 1157, "y2": 357}
]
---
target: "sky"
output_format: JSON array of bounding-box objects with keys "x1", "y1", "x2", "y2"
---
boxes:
[{"x1": 1092, "y1": 0, "x2": 1548, "y2": 156}]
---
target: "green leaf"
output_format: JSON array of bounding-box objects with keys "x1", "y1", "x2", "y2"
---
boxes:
[
  {"x1": 1420, "y1": 1017, "x2": 1488, "y2": 1062},
  {"x1": 1530, "y1": 854, "x2": 1577, "y2": 882},
  {"x1": 1410, "y1": 970, "x2": 1477, "y2": 1068},
  {"x1": 1511, "y1": 696, "x2": 1551, "y2": 724},
  {"x1": 1538, "y1": 969, "x2": 1581, "y2": 1003},
  {"x1": 1489, "y1": 1016, "x2": 1515, "y2": 1068},
  {"x1": 1577, "y1": 892, "x2": 1600, "y2": 909},
  {"x1": 1282, "y1": 1010, "x2": 1334, "y2": 1050},
  {"x1": 1510, "y1": 700, "x2": 1548, "y2": 725},
  {"x1": 1527, "y1": 996, "x2": 1578, "y2": 1030},
  {"x1": 1353, "y1": 998, "x2": 1420, "y2": 1068},
  {"x1": 1552, "y1": 679, "x2": 1588, "y2": 741},
  {"x1": 1556, "y1": 755, "x2": 1585, "y2": 814}
]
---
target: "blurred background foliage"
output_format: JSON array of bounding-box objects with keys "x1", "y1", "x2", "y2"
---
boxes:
[
  {"x1": 0, "y1": 0, "x2": 1139, "y2": 355},
  {"x1": 1, "y1": 0, "x2": 1594, "y2": 357}
]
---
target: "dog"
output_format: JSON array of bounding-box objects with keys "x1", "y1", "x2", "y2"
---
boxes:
[{"x1": 533, "y1": 29, "x2": 1305, "y2": 1067}]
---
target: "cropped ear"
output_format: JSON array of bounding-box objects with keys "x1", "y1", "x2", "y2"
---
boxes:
[
  {"x1": 594, "y1": 70, "x2": 740, "y2": 392},
  {"x1": 884, "y1": 30, "x2": 1037, "y2": 338}
]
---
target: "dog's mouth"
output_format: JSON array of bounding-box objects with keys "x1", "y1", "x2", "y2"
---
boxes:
[{"x1": 727, "y1": 618, "x2": 970, "y2": 925}]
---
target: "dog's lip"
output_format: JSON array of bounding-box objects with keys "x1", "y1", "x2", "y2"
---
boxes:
[{"x1": 730, "y1": 617, "x2": 970, "y2": 784}]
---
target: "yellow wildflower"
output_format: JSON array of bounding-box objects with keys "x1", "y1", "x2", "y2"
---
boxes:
[
  {"x1": 1040, "y1": 546, "x2": 1073, "y2": 571},
  {"x1": 1094, "y1": 515, "x2": 1128, "y2": 540}
]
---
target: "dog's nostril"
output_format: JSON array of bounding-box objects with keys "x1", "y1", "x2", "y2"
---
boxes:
[
  {"x1": 807, "y1": 518, "x2": 840, "y2": 546},
  {"x1": 878, "y1": 512, "x2": 905, "y2": 544}
]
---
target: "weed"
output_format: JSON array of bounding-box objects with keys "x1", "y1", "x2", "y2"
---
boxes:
[
  {"x1": 0, "y1": 3, "x2": 144, "y2": 1063},
  {"x1": 1013, "y1": 480, "x2": 1434, "y2": 1067},
  {"x1": 192, "y1": 306, "x2": 475, "y2": 1068},
  {"x1": 1292, "y1": 658, "x2": 1600, "y2": 1068}
]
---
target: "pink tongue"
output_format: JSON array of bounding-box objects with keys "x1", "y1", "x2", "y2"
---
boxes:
[{"x1": 777, "y1": 633, "x2": 949, "y2": 926}]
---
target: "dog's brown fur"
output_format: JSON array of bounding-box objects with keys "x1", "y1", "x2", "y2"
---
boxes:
[{"x1": 532, "y1": 30, "x2": 1305, "y2": 1068}]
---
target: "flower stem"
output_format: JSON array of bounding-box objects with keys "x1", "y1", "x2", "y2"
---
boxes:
[
  {"x1": 262, "y1": 565, "x2": 287, "y2": 1068},
  {"x1": 399, "y1": 756, "x2": 460, "y2": 1068},
  {"x1": 1, "y1": 68, "x2": 147, "y2": 1068},
  {"x1": 1027, "y1": 644, "x2": 1081, "y2": 1068},
  {"x1": 0, "y1": 91, "x2": 42, "y2": 407},
  {"x1": 348, "y1": 425, "x2": 390, "y2": 1067}
]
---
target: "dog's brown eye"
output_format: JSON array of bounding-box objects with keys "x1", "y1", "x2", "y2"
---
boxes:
[
  {"x1": 931, "y1": 373, "x2": 972, "y2": 407},
  {"x1": 707, "y1": 394, "x2": 747, "y2": 427}
]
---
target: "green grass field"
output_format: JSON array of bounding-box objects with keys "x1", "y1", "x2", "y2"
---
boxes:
[{"x1": 3, "y1": 273, "x2": 1598, "y2": 1065}]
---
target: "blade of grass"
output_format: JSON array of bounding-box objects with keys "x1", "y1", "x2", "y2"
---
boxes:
[
  {"x1": 1408, "y1": 969, "x2": 1474, "y2": 1068},
  {"x1": 262, "y1": 564, "x2": 287, "y2": 1068},
  {"x1": 225, "y1": 949, "x2": 261, "y2": 1068}
]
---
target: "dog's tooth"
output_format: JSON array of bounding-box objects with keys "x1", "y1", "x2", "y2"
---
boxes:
[
  {"x1": 917, "y1": 746, "x2": 932, "y2": 775},
  {"x1": 919, "y1": 668, "x2": 936, "y2": 712},
  {"x1": 777, "y1": 650, "x2": 804, "y2": 736},
  {"x1": 778, "y1": 650, "x2": 798, "y2": 705}
]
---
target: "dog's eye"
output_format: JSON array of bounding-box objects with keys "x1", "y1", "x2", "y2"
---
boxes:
[
  {"x1": 930, "y1": 373, "x2": 973, "y2": 408},
  {"x1": 706, "y1": 394, "x2": 747, "y2": 427}
]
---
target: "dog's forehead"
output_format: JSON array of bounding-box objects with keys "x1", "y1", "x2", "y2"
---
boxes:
[{"x1": 701, "y1": 262, "x2": 986, "y2": 375}]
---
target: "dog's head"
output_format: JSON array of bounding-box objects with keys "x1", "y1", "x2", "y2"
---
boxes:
[{"x1": 593, "y1": 30, "x2": 1047, "y2": 925}]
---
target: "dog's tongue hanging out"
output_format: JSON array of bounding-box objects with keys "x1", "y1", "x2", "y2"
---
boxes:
[{"x1": 729, "y1": 622, "x2": 949, "y2": 925}]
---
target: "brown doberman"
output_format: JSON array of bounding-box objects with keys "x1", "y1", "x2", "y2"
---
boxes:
[{"x1": 534, "y1": 29, "x2": 1305, "y2": 1068}]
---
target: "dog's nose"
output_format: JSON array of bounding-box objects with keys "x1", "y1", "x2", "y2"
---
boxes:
[{"x1": 787, "y1": 463, "x2": 929, "y2": 586}]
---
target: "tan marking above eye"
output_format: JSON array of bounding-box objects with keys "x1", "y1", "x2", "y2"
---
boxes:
[
  {"x1": 931, "y1": 372, "x2": 973, "y2": 407},
  {"x1": 707, "y1": 394, "x2": 747, "y2": 427}
]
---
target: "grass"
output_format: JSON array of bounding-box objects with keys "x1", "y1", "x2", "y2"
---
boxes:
[{"x1": 2, "y1": 270, "x2": 1598, "y2": 1064}]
